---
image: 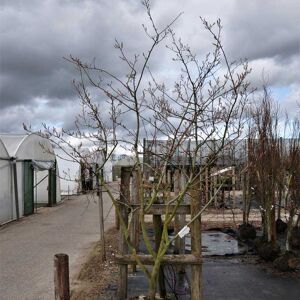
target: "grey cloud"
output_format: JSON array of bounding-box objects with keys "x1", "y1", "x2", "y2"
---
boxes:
[
  {"x1": 0, "y1": 0, "x2": 299, "y2": 133},
  {"x1": 222, "y1": 0, "x2": 300, "y2": 61},
  {"x1": 0, "y1": 0, "x2": 148, "y2": 110}
]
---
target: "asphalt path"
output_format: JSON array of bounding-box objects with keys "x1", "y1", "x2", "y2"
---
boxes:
[{"x1": 0, "y1": 190, "x2": 115, "y2": 300}]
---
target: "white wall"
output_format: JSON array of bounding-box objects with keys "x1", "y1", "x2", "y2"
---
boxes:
[
  {"x1": 104, "y1": 159, "x2": 113, "y2": 182},
  {"x1": 0, "y1": 159, "x2": 13, "y2": 224},
  {"x1": 0, "y1": 135, "x2": 63, "y2": 224},
  {"x1": 35, "y1": 170, "x2": 49, "y2": 204},
  {"x1": 55, "y1": 148, "x2": 80, "y2": 195},
  {"x1": 34, "y1": 168, "x2": 62, "y2": 205},
  {"x1": 0, "y1": 160, "x2": 24, "y2": 224}
]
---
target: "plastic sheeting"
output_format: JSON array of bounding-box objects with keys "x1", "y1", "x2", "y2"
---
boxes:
[{"x1": 31, "y1": 160, "x2": 55, "y2": 171}]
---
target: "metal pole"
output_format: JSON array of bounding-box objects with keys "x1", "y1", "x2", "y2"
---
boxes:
[
  {"x1": 12, "y1": 159, "x2": 19, "y2": 220},
  {"x1": 35, "y1": 171, "x2": 37, "y2": 213}
]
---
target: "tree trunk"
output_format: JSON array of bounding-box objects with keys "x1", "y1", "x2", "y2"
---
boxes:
[
  {"x1": 148, "y1": 280, "x2": 156, "y2": 300},
  {"x1": 286, "y1": 209, "x2": 295, "y2": 251}
]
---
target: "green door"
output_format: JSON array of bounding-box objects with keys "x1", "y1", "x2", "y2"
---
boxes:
[
  {"x1": 24, "y1": 160, "x2": 34, "y2": 215},
  {"x1": 48, "y1": 161, "x2": 57, "y2": 206}
]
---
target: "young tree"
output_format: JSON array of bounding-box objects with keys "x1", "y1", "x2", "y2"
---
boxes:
[
  {"x1": 248, "y1": 88, "x2": 280, "y2": 247},
  {"x1": 284, "y1": 118, "x2": 300, "y2": 251},
  {"x1": 30, "y1": 2, "x2": 251, "y2": 298}
]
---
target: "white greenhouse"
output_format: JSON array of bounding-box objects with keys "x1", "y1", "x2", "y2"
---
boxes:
[
  {"x1": 0, "y1": 134, "x2": 61, "y2": 225},
  {"x1": 54, "y1": 147, "x2": 80, "y2": 195},
  {"x1": 55, "y1": 147, "x2": 113, "y2": 195}
]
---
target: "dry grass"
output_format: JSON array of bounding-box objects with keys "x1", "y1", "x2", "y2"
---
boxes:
[{"x1": 71, "y1": 227, "x2": 119, "y2": 300}]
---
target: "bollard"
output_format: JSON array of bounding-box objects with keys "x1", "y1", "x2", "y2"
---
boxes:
[{"x1": 54, "y1": 253, "x2": 70, "y2": 300}]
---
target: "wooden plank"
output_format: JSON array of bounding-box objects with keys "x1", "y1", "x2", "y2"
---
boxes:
[
  {"x1": 131, "y1": 203, "x2": 191, "y2": 215},
  {"x1": 115, "y1": 254, "x2": 202, "y2": 265}
]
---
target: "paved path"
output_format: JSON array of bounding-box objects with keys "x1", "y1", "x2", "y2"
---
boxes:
[
  {"x1": 127, "y1": 258, "x2": 300, "y2": 300},
  {"x1": 0, "y1": 191, "x2": 115, "y2": 300}
]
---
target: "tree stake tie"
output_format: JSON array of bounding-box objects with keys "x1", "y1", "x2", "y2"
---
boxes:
[{"x1": 178, "y1": 225, "x2": 190, "y2": 238}]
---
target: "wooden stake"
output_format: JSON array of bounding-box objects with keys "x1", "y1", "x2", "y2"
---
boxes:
[
  {"x1": 174, "y1": 169, "x2": 185, "y2": 273},
  {"x1": 190, "y1": 172, "x2": 202, "y2": 300},
  {"x1": 174, "y1": 169, "x2": 181, "y2": 253},
  {"x1": 153, "y1": 213, "x2": 166, "y2": 297},
  {"x1": 118, "y1": 167, "x2": 131, "y2": 300},
  {"x1": 130, "y1": 169, "x2": 140, "y2": 272},
  {"x1": 232, "y1": 167, "x2": 236, "y2": 209},
  {"x1": 205, "y1": 167, "x2": 209, "y2": 204},
  {"x1": 214, "y1": 172, "x2": 218, "y2": 208},
  {"x1": 98, "y1": 174, "x2": 106, "y2": 262},
  {"x1": 54, "y1": 254, "x2": 70, "y2": 300},
  {"x1": 242, "y1": 172, "x2": 246, "y2": 224},
  {"x1": 115, "y1": 205, "x2": 120, "y2": 230}
]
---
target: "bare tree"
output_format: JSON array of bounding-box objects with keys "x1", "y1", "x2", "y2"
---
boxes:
[
  {"x1": 29, "y1": 2, "x2": 251, "y2": 298},
  {"x1": 284, "y1": 118, "x2": 300, "y2": 251},
  {"x1": 248, "y1": 88, "x2": 280, "y2": 247}
]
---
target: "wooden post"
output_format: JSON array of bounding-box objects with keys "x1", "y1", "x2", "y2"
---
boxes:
[
  {"x1": 205, "y1": 167, "x2": 209, "y2": 204},
  {"x1": 174, "y1": 169, "x2": 181, "y2": 253},
  {"x1": 242, "y1": 172, "x2": 246, "y2": 224},
  {"x1": 214, "y1": 172, "x2": 218, "y2": 208},
  {"x1": 153, "y1": 213, "x2": 166, "y2": 298},
  {"x1": 152, "y1": 168, "x2": 167, "y2": 298},
  {"x1": 174, "y1": 169, "x2": 186, "y2": 274},
  {"x1": 167, "y1": 169, "x2": 172, "y2": 198},
  {"x1": 190, "y1": 171, "x2": 202, "y2": 300},
  {"x1": 130, "y1": 169, "x2": 140, "y2": 272},
  {"x1": 115, "y1": 206, "x2": 120, "y2": 230},
  {"x1": 118, "y1": 167, "x2": 131, "y2": 300},
  {"x1": 232, "y1": 167, "x2": 236, "y2": 209},
  {"x1": 54, "y1": 254, "x2": 70, "y2": 300},
  {"x1": 162, "y1": 169, "x2": 167, "y2": 201},
  {"x1": 180, "y1": 171, "x2": 187, "y2": 238},
  {"x1": 98, "y1": 168, "x2": 106, "y2": 262}
]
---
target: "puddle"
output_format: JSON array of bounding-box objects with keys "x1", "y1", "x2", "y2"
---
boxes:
[{"x1": 171, "y1": 231, "x2": 241, "y2": 256}]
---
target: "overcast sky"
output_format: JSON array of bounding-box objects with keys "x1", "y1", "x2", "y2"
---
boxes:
[{"x1": 0, "y1": 0, "x2": 299, "y2": 133}]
